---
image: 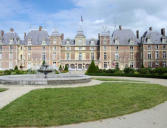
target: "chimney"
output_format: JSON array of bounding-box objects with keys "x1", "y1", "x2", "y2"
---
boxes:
[
  {"x1": 149, "y1": 27, "x2": 152, "y2": 31},
  {"x1": 10, "y1": 28, "x2": 14, "y2": 32},
  {"x1": 39, "y1": 26, "x2": 42, "y2": 31},
  {"x1": 24, "y1": 32, "x2": 26, "y2": 39},
  {"x1": 161, "y1": 28, "x2": 165, "y2": 36},
  {"x1": 61, "y1": 33, "x2": 64, "y2": 40},
  {"x1": 136, "y1": 30, "x2": 139, "y2": 39},
  {"x1": 1, "y1": 30, "x2": 4, "y2": 37},
  {"x1": 119, "y1": 25, "x2": 122, "y2": 30},
  {"x1": 98, "y1": 33, "x2": 100, "y2": 40}
]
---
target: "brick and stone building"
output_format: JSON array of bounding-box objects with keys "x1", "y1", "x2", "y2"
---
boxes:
[{"x1": 0, "y1": 25, "x2": 166, "y2": 70}]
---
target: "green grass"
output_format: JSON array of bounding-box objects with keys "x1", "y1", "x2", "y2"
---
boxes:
[
  {"x1": 0, "y1": 88, "x2": 7, "y2": 92},
  {"x1": 0, "y1": 82, "x2": 167, "y2": 127},
  {"x1": 94, "y1": 78, "x2": 144, "y2": 82}
]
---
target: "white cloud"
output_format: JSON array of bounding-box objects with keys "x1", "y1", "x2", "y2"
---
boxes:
[{"x1": 0, "y1": 0, "x2": 167, "y2": 39}]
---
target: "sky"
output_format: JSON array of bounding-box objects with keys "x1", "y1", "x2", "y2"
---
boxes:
[{"x1": 0, "y1": 0, "x2": 167, "y2": 39}]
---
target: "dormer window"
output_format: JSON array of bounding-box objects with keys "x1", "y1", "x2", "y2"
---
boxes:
[
  {"x1": 161, "y1": 38, "x2": 166, "y2": 44},
  {"x1": 66, "y1": 40, "x2": 70, "y2": 45},
  {"x1": 114, "y1": 39, "x2": 119, "y2": 45},
  {"x1": 9, "y1": 38, "x2": 14, "y2": 44},
  {"x1": 129, "y1": 39, "x2": 134, "y2": 45},
  {"x1": 42, "y1": 41, "x2": 46, "y2": 45},
  {"x1": 146, "y1": 38, "x2": 151, "y2": 43},
  {"x1": 53, "y1": 39, "x2": 57, "y2": 44},
  {"x1": 90, "y1": 40, "x2": 95, "y2": 45},
  {"x1": 28, "y1": 39, "x2": 32, "y2": 45}
]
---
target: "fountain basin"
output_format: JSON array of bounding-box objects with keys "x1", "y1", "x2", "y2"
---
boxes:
[{"x1": 0, "y1": 74, "x2": 91, "y2": 85}]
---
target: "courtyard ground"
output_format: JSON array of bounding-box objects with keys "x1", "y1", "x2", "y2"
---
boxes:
[{"x1": 0, "y1": 76, "x2": 167, "y2": 128}]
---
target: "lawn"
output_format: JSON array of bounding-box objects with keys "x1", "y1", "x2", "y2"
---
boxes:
[
  {"x1": 0, "y1": 82, "x2": 167, "y2": 127},
  {"x1": 94, "y1": 78, "x2": 144, "y2": 82},
  {"x1": 0, "y1": 88, "x2": 7, "y2": 92}
]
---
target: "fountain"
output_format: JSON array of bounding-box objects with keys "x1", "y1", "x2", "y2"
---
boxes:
[
  {"x1": 0, "y1": 62, "x2": 91, "y2": 85},
  {"x1": 38, "y1": 63, "x2": 53, "y2": 78}
]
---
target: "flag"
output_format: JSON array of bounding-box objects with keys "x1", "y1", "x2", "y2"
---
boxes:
[{"x1": 81, "y1": 16, "x2": 83, "y2": 23}]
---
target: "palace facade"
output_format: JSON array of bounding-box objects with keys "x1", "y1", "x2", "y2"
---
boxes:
[{"x1": 0, "y1": 26, "x2": 167, "y2": 70}]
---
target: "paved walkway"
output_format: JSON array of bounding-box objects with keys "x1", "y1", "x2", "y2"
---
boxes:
[{"x1": 0, "y1": 76, "x2": 167, "y2": 128}]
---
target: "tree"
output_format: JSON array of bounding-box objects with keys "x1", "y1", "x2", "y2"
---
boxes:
[
  {"x1": 86, "y1": 60, "x2": 98, "y2": 74},
  {"x1": 14, "y1": 65, "x2": 18, "y2": 71},
  {"x1": 59, "y1": 65, "x2": 63, "y2": 71},
  {"x1": 64, "y1": 65, "x2": 69, "y2": 72}
]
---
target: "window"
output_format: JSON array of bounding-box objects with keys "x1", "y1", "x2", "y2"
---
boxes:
[
  {"x1": 0, "y1": 53, "x2": 2, "y2": 59},
  {"x1": 66, "y1": 53, "x2": 70, "y2": 60},
  {"x1": 163, "y1": 51, "x2": 166, "y2": 59},
  {"x1": 79, "y1": 53, "x2": 82, "y2": 60},
  {"x1": 163, "y1": 62, "x2": 166, "y2": 67},
  {"x1": 28, "y1": 46, "x2": 31, "y2": 51},
  {"x1": 43, "y1": 46, "x2": 45, "y2": 51},
  {"x1": 10, "y1": 46, "x2": 13, "y2": 50},
  {"x1": 28, "y1": 53, "x2": 31, "y2": 60},
  {"x1": 66, "y1": 47, "x2": 70, "y2": 50},
  {"x1": 104, "y1": 62, "x2": 107, "y2": 69},
  {"x1": 0, "y1": 46, "x2": 2, "y2": 51},
  {"x1": 163, "y1": 45, "x2": 166, "y2": 49},
  {"x1": 103, "y1": 38, "x2": 107, "y2": 45},
  {"x1": 104, "y1": 52, "x2": 107, "y2": 60},
  {"x1": 148, "y1": 45, "x2": 151, "y2": 50},
  {"x1": 9, "y1": 53, "x2": 13, "y2": 59},
  {"x1": 130, "y1": 46, "x2": 134, "y2": 51},
  {"x1": 52, "y1": 52, "x2": 56, "y2": 60},
  {"x1": 148, "y1": 62, "x2": 152, "y2": 68},
  {"x1": 130, "y1": 62, "x2": 134, "y2": 68},
  {"x1": 20, "y1": 55, "x2": 22, "y2": 60},
  {"x1": 42, "y1": 53, "x2": 46, "y2": 61},
  {"x1": 130, "y1": 52, "x2": 134, "y2": 60},
  {"x1": 155, "y1": 62, "x2": 159, "y2": 67},
  {"x1": 115, "y1": 53, "x2": 119, "y2": 60},
  {"x1": 54, "y1": 46, "x2": 56, "y2": 50},
  {"x1": 148, "y1": 52, "x2": 151, "y2": 59},
  {"x1": 155, "y1": 45, "x2": 159, "y2": 50},
  {"x1": 90, "y1": 47, "x2": 94, "y2": 50},
  {"x1": 155, "y1": 51, "x2": 159, "y2": 59},
  {"x1": 116, "y1": 46, "x2": 119, "y2": 50},
  {"x1": 79, "y1": 47, "x2": 82, "y2": 50},
  {"x1": 91, "y1": 52, "x2": 94, "y2": 60},
  {"x1": 104, "y1": 46, "x2": 107, "y2": 51}
]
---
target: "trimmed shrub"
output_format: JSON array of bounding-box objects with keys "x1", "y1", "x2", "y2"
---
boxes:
[
  {"x1": 59, "y1": 65, "x2": 63, "y2": 71},
  {"x1": 64, "y1": 65, "x2": 69, "y2": 72},
  {"x1": 14, "y1": 66, "x2": 18, "y2": 71},
  {"x1": 86, "y1": 60, "x2": 99, "y2": 74},
  {"x1": 124, "y1": 67, "x2": 135, "y2": 74}
]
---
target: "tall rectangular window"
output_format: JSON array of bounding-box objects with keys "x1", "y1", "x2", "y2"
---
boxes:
[
  {"x1": 148, "y1": 52, "x2": 151, "y2": 59},
  {"x1": 130, "y1": 62, "x2": 134, "y2": 68},
  {"x1": 42, "y1": 53, "x2": 46, "y2": 61},
  {"x1": 155, "y1": 51, "x2": 159, "y2": 59},
  {"x1": 163, "y1": 62, "x2": 166, "y2": 67},
  {"x1": 148, "y1": 62, "x2": 152, "y2": 68},
  {"x1": 148, "y1": 45, "x2": 151, "y2": 50},
  {"x1": 104, "y1": 46, "x2": 106, "y2": 51},
  {"x1": 104, "y1": 52, "x2": 107, "y2": 60},
  {"x1": 0, "y1": 46, "x2": 2, "y2": 51},
  {"x1": 28, "y1": 46, "x2": 31, "y2": 51},
  {"x1": 104, "y1": 62, "x2": 107, "y2": 69},
  {"x1": 163, "y1": 51, "x2": 166, "y2": 59},
  {"x1": 115, "y1": 53, "x2": 119, "y2": 60},
  {"x1": 155, "y1": 45, "x2": 159, "y2": 50},
  {"x1": 130, "y1": 52, "x2": 134, "y2": 60},
  {"x1": 91, "y1": 52, "x2": 94, "y2": 60},
  {"x1": 79, "y1": 53, "x2": 82, "y2": 60},
  {"x1": 130, "y1": 46, "x2": 134, "y2": 51},
  {"x1": 66, "y1": 53, "x2": 70, "y2": 60}
]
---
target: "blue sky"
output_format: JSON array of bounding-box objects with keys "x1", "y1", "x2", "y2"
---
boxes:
[{"x1": 0, "y1": 0, "x2": 167, "y2": 39}]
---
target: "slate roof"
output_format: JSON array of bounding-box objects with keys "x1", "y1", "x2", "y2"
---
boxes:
[
  {"x1": 3, "y1": 31, "x2": 20, "y2": 44},
  {"x1": 24, "y1": 29, "x2": 49, "y2": 45},
  {"x1": 111, "y1": 29, "x2": 139, "y2": 45},
  {"x1": 142, "y1": 30, "x2": 166, "y2": 44}
]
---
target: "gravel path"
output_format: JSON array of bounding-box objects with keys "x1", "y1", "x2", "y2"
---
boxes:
[{"x1": 0, "y1": 76, "x2": 167, "y2": 128}]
